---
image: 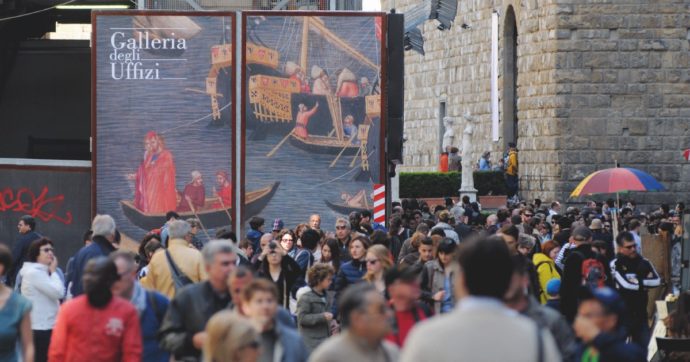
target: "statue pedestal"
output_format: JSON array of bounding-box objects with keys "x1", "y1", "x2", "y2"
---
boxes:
[{"x1": 459, "y1": 187, "x2": 478, "y2": 203}]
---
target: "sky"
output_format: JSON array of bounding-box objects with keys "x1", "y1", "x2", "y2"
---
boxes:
[{"x1": 362, "y1": 0, "x2": 382, "y2": 11}]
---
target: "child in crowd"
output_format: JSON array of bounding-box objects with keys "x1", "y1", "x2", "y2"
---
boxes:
[
  {"x1": 296, "y1": 264, "x2": 335, "y2": 352},
  {"x1": 545, "y1": 278, "x2": 561, "y2": 311}
]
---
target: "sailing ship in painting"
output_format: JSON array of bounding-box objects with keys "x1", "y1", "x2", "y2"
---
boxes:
[
  {"x1": 246, "y1": 16, "x2": 382, "y2": 150},
  {"x1": 245, "y1": 15, "x2": 382, "y2": 215}
]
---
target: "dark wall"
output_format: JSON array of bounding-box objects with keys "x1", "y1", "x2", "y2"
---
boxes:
[
  {"x1": 0, "y1": 166, "x2": 91, "y2": 269},
  {"x1": 0, "y1": 40, "x2": 90, "y2": 160}
]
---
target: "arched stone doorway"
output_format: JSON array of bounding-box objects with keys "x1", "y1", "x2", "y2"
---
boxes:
[{"x1": 502, "y1": 6, "x2": 518, "y2": 149}]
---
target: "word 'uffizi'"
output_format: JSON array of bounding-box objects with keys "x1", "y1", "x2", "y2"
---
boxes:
[{"x1": 109, "y1": 31, "x2": 187, "y2": 80}]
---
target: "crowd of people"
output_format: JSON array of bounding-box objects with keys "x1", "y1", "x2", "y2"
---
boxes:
[{"x1": 0, "y1": 196, "x2": 687, "y2": 361}]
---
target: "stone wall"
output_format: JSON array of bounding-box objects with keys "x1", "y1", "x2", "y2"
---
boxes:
[
  {"x1": 552, "y1": 1, "x2": 690, "y2": 206},
  {"x1": 389, "y1": 0, "x2": 565, "y2": 201},
  {"x1": 390, "y1": 0, "x2": 690, "y2": 207}
]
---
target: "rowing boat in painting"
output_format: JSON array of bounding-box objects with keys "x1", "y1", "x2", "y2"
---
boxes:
[{"x1": 121, "y1": 182, "x2": 279, "y2": 230}]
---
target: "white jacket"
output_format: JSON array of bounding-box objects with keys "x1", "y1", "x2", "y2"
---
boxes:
[{"x1": 19, "y1": 262, "x2": 64, "y2": 330}]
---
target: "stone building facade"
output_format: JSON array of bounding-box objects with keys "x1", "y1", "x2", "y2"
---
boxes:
[{"x1": 390, "y1": 0, "x2": 690, "y2": 205}]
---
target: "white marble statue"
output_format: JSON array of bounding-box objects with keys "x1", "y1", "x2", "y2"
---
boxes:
[
  {"x1": 442, "y1": 116, "x2": 455, "y2": 152},
  {"x1": 461, "y1": 112, "x2": 477, "y2": 191}
]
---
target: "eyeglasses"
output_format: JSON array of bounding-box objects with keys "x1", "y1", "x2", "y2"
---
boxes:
[
  {"x1": 281, "y1": 238, "x2": 294, "y2": 242},
  {"x1": 40, "y1": 247, "x2": 54, "y2": 253},
  {"x1": 366, "y1": 259, "x2": 379, "y2": 265}
]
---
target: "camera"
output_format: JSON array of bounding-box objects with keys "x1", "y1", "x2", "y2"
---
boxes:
[{"x1": 268, "y1": 241, "x2": 277, "y2": 251}]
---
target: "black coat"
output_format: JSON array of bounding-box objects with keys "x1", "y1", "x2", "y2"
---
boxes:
[
  {"x1": 258, "y1": 256, "x2": 303, "y2": 309},
  {"x1": 158, "y1": 281, "x2": 232, "y2": 361},
  {"x1": 7, "y1": 231, "x2": 42, "y2": 286},
  {"x1": 560, "y1": 244, "x2": 612, "y2": 323}
]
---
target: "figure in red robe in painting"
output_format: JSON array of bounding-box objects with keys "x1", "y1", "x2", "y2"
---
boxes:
[
  {"x1": 131, "y1": 131, "x2": 177, "y2": 213},
  {"x1": 177, "y1": 170, "x2": 205, "y2": 212},
  {"x1": 212, "y1": 171, "x2": 232, "y2": 208},
  {"x1": 336, "y1": 68, "x2": 359, "y2": 98},
  {"x1": 293, "y1": 102, "x2": 319, "y2": 139}
]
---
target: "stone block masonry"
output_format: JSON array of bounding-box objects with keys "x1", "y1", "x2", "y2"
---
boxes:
[{"x1": 388, "y1": 0, "x2": 690, "y2": 208}]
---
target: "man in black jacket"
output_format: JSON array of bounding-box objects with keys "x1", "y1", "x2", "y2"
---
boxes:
[
  {"x1": 158, "y1": 240, "x2": 237, "y2": 361},
  {"x1": 560, "y1": 226, "x2": 611, "y2": 323},
  {"x1": 610, "y1": 231, "x2": 660, "y2": 351},
  {"x1": 7, "y1": 215, "x2": 42, "y2": 286}
]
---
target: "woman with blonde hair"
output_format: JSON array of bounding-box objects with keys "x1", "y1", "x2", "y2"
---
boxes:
[
  {"x1": 363, "y1": 244, "x2": 393, "y2": 294},
  {"x1": 204, "y1": 310, "x2": 260, "y2": 362}
]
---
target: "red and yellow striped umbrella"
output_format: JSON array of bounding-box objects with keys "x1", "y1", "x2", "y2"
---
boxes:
[{"x1": 570, "y1": 167, "x2": 666, "y2": 198}]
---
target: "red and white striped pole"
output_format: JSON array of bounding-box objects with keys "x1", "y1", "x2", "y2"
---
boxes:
[{"x1": 373, "y1": 184, "x2": 386, "y2": 224}]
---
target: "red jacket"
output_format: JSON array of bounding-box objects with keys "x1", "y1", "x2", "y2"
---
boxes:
[{"x1": 49, "y1": 295, "x2": 142, "y2": 362}]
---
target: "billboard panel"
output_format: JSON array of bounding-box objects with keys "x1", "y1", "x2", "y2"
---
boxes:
[
  {"x1": 93, "y1": 12, "x2": 236, "y2": 241},
  {"x1": 242, "y1": 13, "x2": 386, "y2": 230}
]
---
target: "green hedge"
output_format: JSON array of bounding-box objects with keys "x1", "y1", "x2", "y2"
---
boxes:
[{"x1": 399, "y1": 171, "x2": 507, "y2": 198}]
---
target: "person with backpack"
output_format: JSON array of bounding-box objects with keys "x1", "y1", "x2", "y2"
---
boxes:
[
  {"x1": 140, "y1": 220, "x2": 207, "y2": 298},
  {"x1": 385, "y1": 265, "x2": 431, "y2": 347},
  {"x1": 610, "y1": 231, "x2": 660, "y2": 351},
  {"x1": 111, "y1": 251, "x2": 169, "y2": 362},
  {"x1": 533, "y1": 242, "x2": 561, "y2": 304},
  {"x1": 560, "y1": 226, "x2": 611, "y2": 323}
]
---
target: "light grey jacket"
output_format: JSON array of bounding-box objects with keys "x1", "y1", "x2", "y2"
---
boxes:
[{"x1": 296, "y1": 289, "x2": 330, "y2": 351}]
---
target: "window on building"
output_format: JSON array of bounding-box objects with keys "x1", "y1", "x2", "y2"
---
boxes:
[
  {"x1": 502, "y1": 5, "x2": 518, "y2": 149},
  {"x1": 438, "y1": 100, "x2": 446, "y2": 153}
]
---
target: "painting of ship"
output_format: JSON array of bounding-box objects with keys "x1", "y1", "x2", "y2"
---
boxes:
[
  {"x1": 121, "y1": 182, "x2": 279, "y2": 231},
  {"x1": 245, "y1": 15, "x2": 382, "y2": 157}
]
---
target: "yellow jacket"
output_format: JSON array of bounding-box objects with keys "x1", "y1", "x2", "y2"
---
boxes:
[
  {"x1": 140, "y1": 238, "x2": 207, "y2": 299},
  {"x1": 532, "y1": 253, "x2": 560, "y2": 304},
  {"x1": 506, "y1": 150, "x2": 518, "y2": 176}
]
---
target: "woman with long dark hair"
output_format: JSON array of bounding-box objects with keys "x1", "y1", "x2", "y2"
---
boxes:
[{"x1": 319, "y1": 238, "x2": 341, "y2": 273}]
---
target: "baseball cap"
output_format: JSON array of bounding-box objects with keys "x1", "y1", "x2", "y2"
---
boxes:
[
  {"x1": 272, "y1": 218, "x2": 284, "y2": 232},
  {"x1": 589, "y1": 219, "x2": 603, "y2": 230},
  {"x1": 571, "y1": 226, "x2": 592, "y2": 241},
  {"x1": 546, "y1": 279, "x2": 561, "y2": 296}
]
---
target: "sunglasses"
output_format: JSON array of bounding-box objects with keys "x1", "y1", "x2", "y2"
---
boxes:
[
  {"x1": 366, "y1": 259, "x2": 379, "y2": 265},
  {"x1": 335, "y1": 226, "x2": 347, "y2": 230}
]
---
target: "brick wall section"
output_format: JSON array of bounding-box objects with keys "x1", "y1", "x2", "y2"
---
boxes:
[
  {"x1": 553, "y1": 1, "x2": 690, "y2": 205},
  {"x1": 390, "y1": 0, "x2": 689, "y2": 205}
]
